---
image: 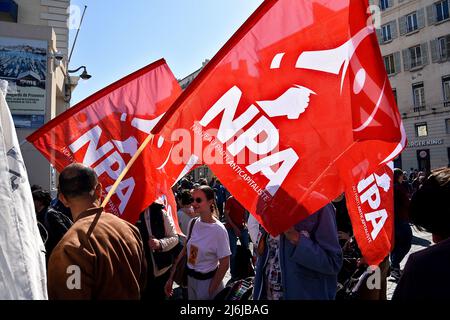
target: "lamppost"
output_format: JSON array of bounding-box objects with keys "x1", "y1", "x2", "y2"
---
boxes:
[{"x1": 64, "y1": 65, "x2": 92, "y2": 103}]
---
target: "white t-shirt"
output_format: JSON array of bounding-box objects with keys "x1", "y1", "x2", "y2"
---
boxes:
[
  {"x1": 186, "y1": 219, "x2": 231, "y2": 273},
  {"x1": 177, "y1": 208, "x2": 194, "y2": 236}
]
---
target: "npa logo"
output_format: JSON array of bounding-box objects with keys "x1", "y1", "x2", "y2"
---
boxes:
[
  {"x1": 67, "y1": 113, "x2": 172, "y2": 215},
  {"x1": 68, "y1": 123, "x2": 137, "y2": 215},
  {"x1": 199, "y1": 86, "x2": 311, "y2": 196},
  {"x1": 356, "y1": 169, "x2": 391, "y2": 241}
]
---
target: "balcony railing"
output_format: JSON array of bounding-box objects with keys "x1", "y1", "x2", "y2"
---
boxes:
[{"x1": 413, "y1": 105, "x2": 426, "y2": 112}]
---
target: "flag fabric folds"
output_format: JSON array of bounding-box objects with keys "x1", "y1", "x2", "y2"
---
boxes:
[
  {"x1": 0, "y1": 81, "x2": 47, "y2": 299},
  {"x1": 151, "y1": 0, "x2": 404, "y2": 264},
  {"x1": 27, "y1": 59, "x2": 183, "y2": 230},
  {"x1": 343, "y1": 162, "x2": 395, "y2": 266}
]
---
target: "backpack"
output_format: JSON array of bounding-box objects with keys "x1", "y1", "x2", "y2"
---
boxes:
[
  {"x1": 214, "y1": 277, "x2": 254, "y2": 300},
  {"x1": 41, "y1": 208, "x2": 73, "y2": 257}
]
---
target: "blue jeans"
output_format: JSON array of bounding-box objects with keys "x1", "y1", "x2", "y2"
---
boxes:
[
  {"x1": 390, "y1": 220, "x2": 412, "y2": 269},
  {"x1": 227, "y1": 227, "x2": 249, "y2": 279}
]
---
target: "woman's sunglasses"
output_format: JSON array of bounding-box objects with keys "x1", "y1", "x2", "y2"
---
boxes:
[{"x1": 191, "y1": 197, "x2": 203, "y2": 204}]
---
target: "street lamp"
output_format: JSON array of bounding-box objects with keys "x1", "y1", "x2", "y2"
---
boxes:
[
  {"x1": 64, "y1": 66, "x2": 92, "y2": 103},
  {"x1": 68, "y1": 66, "x2": 92, "y2": 80}
]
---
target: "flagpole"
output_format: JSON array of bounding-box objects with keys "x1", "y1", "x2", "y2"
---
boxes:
[
  {"x1": 84, "y1": 132, "x2": 154, "y2": 239},
  {"x1": 101, "y1": 132, "x2": 154, "y2": 207}
]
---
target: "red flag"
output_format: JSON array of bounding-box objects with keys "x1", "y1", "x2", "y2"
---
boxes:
[
  {"x1": 343, "y1": 162, "x2": 395, "y2": 266},
  {"x1": 152, "y1": 0, "x2": 405, "y2": 237},
  {"x1": 27, "y1": 59, "x2": 184, "y2": 230}
]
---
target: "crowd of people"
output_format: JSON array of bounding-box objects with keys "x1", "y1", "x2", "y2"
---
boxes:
[{"x1": 31, "y1": 163, "x2": 450, "y2": 300}]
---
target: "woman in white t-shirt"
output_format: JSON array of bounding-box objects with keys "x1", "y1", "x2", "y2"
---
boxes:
[{"x1": 165, "y1": 185, "x2": 231, "y2": 300}]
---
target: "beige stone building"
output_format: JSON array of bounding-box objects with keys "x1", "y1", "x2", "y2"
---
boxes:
[
  {"x1": 178, "y1": 59, "x2": 214, "y2": 182},
  {"x1": 0, "y1": 0, "x2": 72, "y2": 191},
  {"x1": 373, "y1": 0, "x2": 450, "y2": 172}
]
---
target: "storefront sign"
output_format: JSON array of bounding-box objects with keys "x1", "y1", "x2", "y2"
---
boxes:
[{"x1": 407, "y1": 139, "x2": 444, "y2": 148}]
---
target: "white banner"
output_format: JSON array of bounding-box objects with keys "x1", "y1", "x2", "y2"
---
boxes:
[{"x1": 0, "y1": 80, "x2": 47, "y2": 299}]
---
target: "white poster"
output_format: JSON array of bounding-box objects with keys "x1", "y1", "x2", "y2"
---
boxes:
[{"x1": 0, "y1": 36, "x2": 47, "y2": 128}]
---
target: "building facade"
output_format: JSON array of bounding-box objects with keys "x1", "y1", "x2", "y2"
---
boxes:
[
  {"x1": 0, "y1": 0, "x2": 70, "y2": 190},
  {"x1": 374, "y1": 0, "x2": 450, "y2": 172},
  {"x1": 178, "y1": 60, "x2": 215, "y2": 182}
]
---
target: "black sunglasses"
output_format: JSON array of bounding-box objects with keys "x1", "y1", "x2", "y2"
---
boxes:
[{"x1": 193, "y1": 197, "x2": 204, "y2": 203}]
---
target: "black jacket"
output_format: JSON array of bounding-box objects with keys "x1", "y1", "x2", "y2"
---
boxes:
[{"x1": 392, "y1": 237, "x2": 450, "y2": 300}]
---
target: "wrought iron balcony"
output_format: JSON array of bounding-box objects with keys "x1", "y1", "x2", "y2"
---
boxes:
[{"x1": 413, "y1": 105, "x2": 426, "y2": 112}]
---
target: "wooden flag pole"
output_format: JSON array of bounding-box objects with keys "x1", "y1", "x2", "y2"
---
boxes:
[
  {"x1": 85, "y1": 133, "x2": 154, "y2": 239},
  {"x1": 101, "y1": 133, "x2": 154, "y2": 207}
]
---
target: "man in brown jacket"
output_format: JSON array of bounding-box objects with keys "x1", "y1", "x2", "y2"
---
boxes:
[{"x1": 47, "y1": 163, "x2": 146, "y2": 299}]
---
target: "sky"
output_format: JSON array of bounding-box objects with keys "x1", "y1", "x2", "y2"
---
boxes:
[{"x1": 68, "y1": 0, "x2": 263, "y2": 105}]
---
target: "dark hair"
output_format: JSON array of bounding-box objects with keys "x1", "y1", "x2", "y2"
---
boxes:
[
  {"x1": 58, "y1": 163, "x2": 98, "y2": 199},
  {"x1": 409, "y1": 167, "x2": 450, "y2": 239},
  {"x1": 180, "y1": 178, "x2": 191, "y2": 190},
  {"x1": 194, "y1": 185, "x2": 219, "y2": 218},
  {"x1": 31, "y1": 184, "x2": 43, "y2": 192},
  {"x1": 393, "y1": 168, "x2": 404, "y2": 183},
  {"x1": 198, "y1": 178, "x2": 208, "y2": 186},
  {"x1": 177, "y1": 189, "x2": 193, "y2": 206},
  {"x1": 32, "y1": 189, "x2": 52, "y2": 208}
]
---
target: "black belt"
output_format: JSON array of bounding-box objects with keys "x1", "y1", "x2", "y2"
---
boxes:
[{"x1": 186, "y1": 266, "x2": 217, "y2": 280}]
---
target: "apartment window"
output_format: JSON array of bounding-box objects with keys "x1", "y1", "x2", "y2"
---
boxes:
[
  {"x1": 400, "y1": 9, "x2": 425, "y2": 35},
  {"x1": 439, "y1": 37, "x2": 447, "y2": 58},
  {"x1": 438, "y1": 36, "x2": 450, "y2": 61},
  {"x1": 436, "y1": 0, "x2": 450, "y2": 22},
  {"x1": 406, "y1": 12, "x2": 418, "y2": 32},
  {"x1": 413, "y1": 83, "x2": 426, "y2": 111},
  {"x1": 444, "y1": 76, "x2": 450, "y2": 107},
  {"x1": 384, "y1": 52, "x2": 401, "y2": 75},
  {"x1": 415, "y1": 123, "x2": 428, "y2": 137},
  {"x1": 410, "y1": 45, "x2": 422, "y2": 68},
  {"x1": 384, "y1": 54, "x2": 395, "y2": 74},
  {"x1": 446, "y1": 118, "x2": 450, "y2": 133},
  {"x1": 431, "y1": 35, "x2": 450, "y2": 62},
  {"x1": 382, "y1": 24, "x2": 392, "y2": 42},
  {"x1": 380, "y1": 0, "x2": 392, "y2": 11},
  {"x1": 379, "y1": 21, "x2": 398, "y2": 44}
]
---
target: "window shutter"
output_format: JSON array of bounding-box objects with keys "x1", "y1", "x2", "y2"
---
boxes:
[
  {"x1": 376, "y1": 28, "x2": 383, "y2": 44},
  {"x1": 421, "y1": 42, "x2": 429, "y2": 66},
  {"x1": 445, "y1": 35, "x2": 450, "y2": 61},
  {"x1": 383, "y1": 56, "x2": 389, "y2": 73},
  {"x1": 426, "y1": 5, "x2": 436, "y2": 25},
  {"x1": 390, "y1": 20, "x2": 398, "y2": 39},
  {"x1": 430, "y1": 39, "x2": 439, "y2": 62},
  {"x1": 394, "y1": 51, "x2": 401, "y2": 73},
  {"x1": 399, "y1": 16, "x2": 407, "y2": 35},
  {"x1": 417, "y1": 8, "x2": 425, "y2": 29},
  {"x1": 403, "y1": 49, "x2": 411, "y2": 71}
]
